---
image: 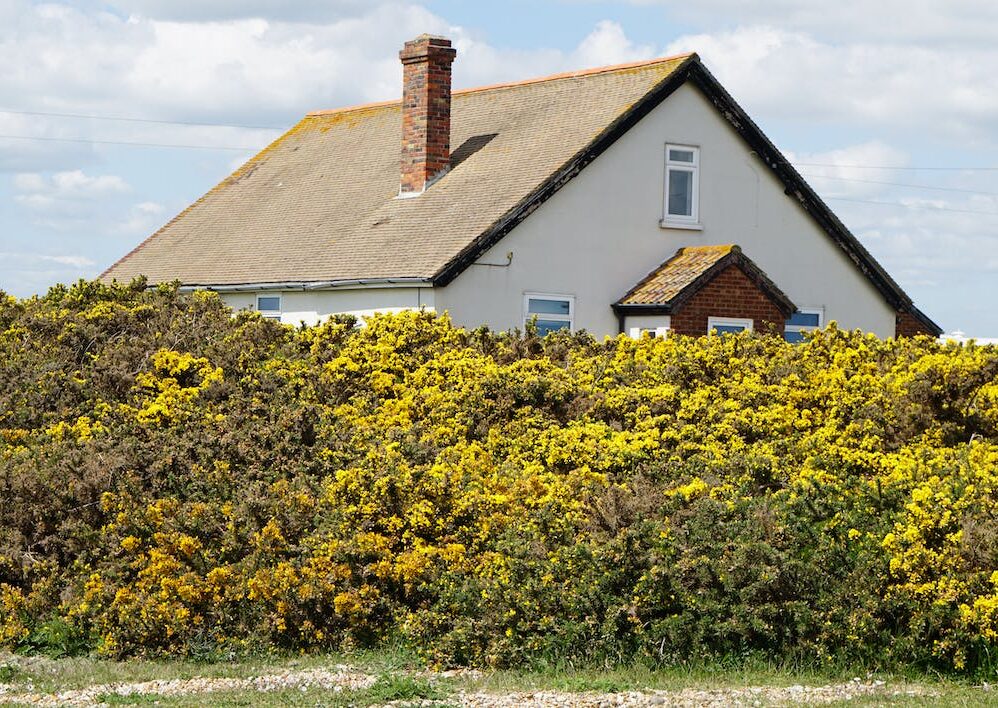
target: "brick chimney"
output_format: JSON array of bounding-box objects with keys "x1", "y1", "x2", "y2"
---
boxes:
[{"x1": 399, "y1": 34, "x2": 456, "y2": 196}]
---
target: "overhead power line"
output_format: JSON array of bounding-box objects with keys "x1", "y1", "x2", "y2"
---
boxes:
[
  {"x1": 791, "y1": 161, "x2": 998, "y2": 172},
  {"x1": 0, "y1": 133, "x2": 260, "y2": 151},
  {"x1": 826, "y1": 196, "x2": 998, "y2": 217},
  {"x1": 800, "y1": 173, "x2": 998, "y2": 198},
  {"x1": 0, "y1": 108, "x2": 283, "y2": 131}
]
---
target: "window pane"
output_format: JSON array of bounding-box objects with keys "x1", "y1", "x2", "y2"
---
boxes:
[
  {"x1": 788, "y1": 311, "x2": 820, "y2": 327},
  {"x1": 257, "y1": 296, "x2": 280, "y2": 311},
  {"x1": 528, "y1": 298, "x2": 570, "y2": 315},
  {"x1": 784, "y1": 330, "x2": 807, "y2": 344},
  {"x1": 534, "y1": 319, "x2": 570, "y2": 336},
  {"x1": 668, "y1": 169, "x2": 693, "y2": 216},
  {"x1": 712, "y1": 324, "x2": 746, "y2": 335},
  {"x1": 669, "y1": 149, "x2": 694, "y2": 163}
]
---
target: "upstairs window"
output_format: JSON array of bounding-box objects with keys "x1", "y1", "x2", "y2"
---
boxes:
[
  {"x1": 784, "y1": 308, "x2": 823, "y2": 343},
  {"x1": 708, "y1": 316, "x2": 753, "y2": 335},
  {"x1": 524, "y1": 293, "x2": 574, "y2": 336},
  {"x1": 256, "y1": 294, "x2": 282, "y2": 321},
  {"x1": 664, "y1": 144, "x2": 699, "y2": 225}
]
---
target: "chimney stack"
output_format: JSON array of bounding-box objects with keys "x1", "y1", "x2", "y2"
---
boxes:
[{"x1": 399, "y1": 34, "x2": 456, "y2": 195}]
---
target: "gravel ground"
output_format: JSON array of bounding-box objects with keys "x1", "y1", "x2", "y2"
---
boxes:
[
  {"x1": 446, "y1": 680, "x2": 933, "y2": 707},
  {"x1": 0, "y1": 666, "x2": 940, "y2": 707},
  {"x1": 0, "y1": 666, "x2": 373, "y2": 706}
]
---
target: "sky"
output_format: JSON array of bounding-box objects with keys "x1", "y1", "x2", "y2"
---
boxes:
[{"x1": 1, "y1": 1, "x2": 997, "y2": 336}]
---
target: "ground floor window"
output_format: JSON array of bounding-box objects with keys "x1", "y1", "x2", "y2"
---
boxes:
[
  {"x1": 784, "y1": 308, "x2": 823, "y2": 343},
  {"x1": 524, "y1": 293, "x2": 574, "y2": 335},
  {"x1": 628, "y1": 326, "x2": 670, "y2": 339},
  {"x1": 256, "y1": 294, "x2": 282, "y2": 321},
  {"x1": 707, "y1": 316, "x2": 753, "y2": 335}
]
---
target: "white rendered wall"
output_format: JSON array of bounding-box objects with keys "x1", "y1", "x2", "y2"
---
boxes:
[
  {"x1": 624, "y1": 314, "x2": 672, "y2": 338},
  {"x1": 219, "y1": 287, "x2": 435, "y2": 326},
  {"x1": 436, "y1": 82, "x2": 897, "y2": 338}
]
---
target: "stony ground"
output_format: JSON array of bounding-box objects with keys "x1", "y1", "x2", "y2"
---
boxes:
[{"x1": 0, "y1": 660, "x2": 964, "y2": 707}]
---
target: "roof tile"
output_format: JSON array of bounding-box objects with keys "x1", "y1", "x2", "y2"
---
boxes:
[
  {"x1": 618, "y1": 245, "x2": 736, "y2": 305},
  {"x1": 102, "y1": 55, "x2": 692, "y2": 286}
]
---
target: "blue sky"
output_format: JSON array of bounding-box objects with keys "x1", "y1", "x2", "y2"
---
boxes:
[{"x1": 2, "y1": 0, "x2": 997, "y2": 335}]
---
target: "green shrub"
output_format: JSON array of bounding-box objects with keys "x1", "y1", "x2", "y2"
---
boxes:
[{"x1": 0, "y1": 280, "x2": 997, "y2": 677}]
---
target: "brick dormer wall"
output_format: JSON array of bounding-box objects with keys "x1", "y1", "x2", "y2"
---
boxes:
[
  {"x1": 896, "y1": 311, "x2": 936, "y2": 338},
  {"x1": 670, "y1": 264, "x2": 786, "y2": 336}
]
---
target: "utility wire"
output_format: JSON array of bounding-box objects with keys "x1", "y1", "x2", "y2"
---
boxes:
[
  {"x1": 0, "y1": 108, "x2": 283, "y2": 131},
  {"x1": 826, "y1": 196, "x2": 998, "y2": 217},
  {"x1": 800, "y1": 173, "x2": 998, "y2": 198},
  {"x1": 0, "y1": 133, "x2": 260, "y2": 151},
  {"x1": 790, "y1": 161, "x2": 998, "y2": 172}
]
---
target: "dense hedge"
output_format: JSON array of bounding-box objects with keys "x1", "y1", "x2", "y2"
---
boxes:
[{"x1": 1, "y1": 280, "x2": 997, "y2": 674}]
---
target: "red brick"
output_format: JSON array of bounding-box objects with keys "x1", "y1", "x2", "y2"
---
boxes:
[
  {"x1": 670, "y1": 265, "x2": 786, "y2": 336},
  {"x1": 399, "y1": 35, "x2": 456, "y2": 194},
  {"x1": 895, "y1": 311, "x2": 934, "y2": 338}
]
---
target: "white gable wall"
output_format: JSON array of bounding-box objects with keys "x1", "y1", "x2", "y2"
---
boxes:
[{"x1": 436, "y1": 82, "x2": 897, "y2": 338}]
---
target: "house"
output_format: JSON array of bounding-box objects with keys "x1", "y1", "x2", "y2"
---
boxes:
[{"x1": 102, "y1": 34, "x2": 941, "y2": 340}]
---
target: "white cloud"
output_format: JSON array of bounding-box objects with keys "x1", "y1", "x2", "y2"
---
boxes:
[
  {"x1": 628, "y1": 0, "x2": 998, "y2": 46},
  {"x1": 0, "y1": 113, "x2": 98, "y2": 172},
  {"x1": 663, "y1": 26, "x2": 998, "y2": 142},
  {"x1": 115, "y1": 200, "x2": 166, "y2": 235},
  {"x1": 787, "y1": 142, "x2": 910, "y2": 198},
  {"x1": 570, "y1": 20, "x2": 656, "y2": 67},
  {"x1": 0, "y1": 2, "x2": 661, "y2": 142},
  {"x1": 112, "y1": 0, "x2": 377, "y2": 22},
  {"x1": 38, "y1": 254, "x2": 96, "y2": 268},
  {"x1": 13, "y1": 169, "x2": 130, "y2": 209},
  {"x1": 0, "y1": 252, "x2": 99, "y2": 294}
]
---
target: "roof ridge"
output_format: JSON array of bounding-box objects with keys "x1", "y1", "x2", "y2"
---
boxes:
[{"x1": 306, "y1": 52, "x2": 696, "y2": 118}]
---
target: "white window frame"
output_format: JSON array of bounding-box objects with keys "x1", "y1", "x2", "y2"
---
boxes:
[
  {"x1": 784, "y1": 307, "x2": 824, "y2": 342},
  {"x1": 662, "y1": 143, "x2": 700, "y2": 228},
  {"x1": 523, "y1": 292, "x2": 575, "y2": 333},
  {"x1": 256, "y1": 293, "x2": 282, "y2": 321},
  {"x1": 628, "y1": 326, "x2": 670, "y2": 339},
  {"x1": 707, "y1": 316, "x2": 753, "y2": 335}
]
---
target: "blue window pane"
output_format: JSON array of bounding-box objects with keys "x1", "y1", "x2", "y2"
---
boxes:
[
  {"x1": 668, "y1": 169, "x2": 693, "y2": 216},
  {"x1": 257, "y1": 296, "x2": 280, "y2": 311},
  {"x1": 784, "y1": 330, "x2": 807, "y2": 344},
  {"x1": 713, "y1": 324, "x2": 746, "y2": 335},
  {"x1": 788, "y1": 311, "x2": 820, "y2": 327},
  {"x1": 528, "y1": 298, "x2": 570, "y2": 315},
  {"x1": 535, "y1": 319, "x2": 570, "y2": 336},
  {"x1": 669, "y1": 149, "x2": 694, "y2": 163}
]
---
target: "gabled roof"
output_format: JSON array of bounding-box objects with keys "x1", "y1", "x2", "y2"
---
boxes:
[
  {"x1": 614, "y1": 244, "x2": 796, "y2": 315},
  {"x1": 101, "y1": 54, "x2": 693, "y2": 287},
  {"x1": 100, "y1": 52, "x2": 940, "y2": 335}
]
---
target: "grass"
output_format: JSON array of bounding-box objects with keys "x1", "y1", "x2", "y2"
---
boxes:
[
  {"x1": 0, "y1": 645, "x2": 420, "y2": 694},
  {"x1": 1, "y1": 650, "x2": 996, "y2": 707}
]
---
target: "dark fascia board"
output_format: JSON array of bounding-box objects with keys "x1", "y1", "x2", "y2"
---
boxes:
[
  {"x1": 431, "y1": 54, "x2": 942, "y2": 334},
  {"x1": 907, "y1": 304, "x2": 944, "y2": 336},
  {"x1": 432, "y1": 54, "x2": 700, "y2": 287},
  {"x1": 684, "y1": 62, "x2": 943, "y2": 333},
  {"x1": 612, "y1": 246, "x2": 797, "y2": 317}
]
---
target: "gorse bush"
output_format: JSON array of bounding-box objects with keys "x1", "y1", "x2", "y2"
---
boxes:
[{"x1": 1, "y1": 279, "x2": 997, "y2": 675}]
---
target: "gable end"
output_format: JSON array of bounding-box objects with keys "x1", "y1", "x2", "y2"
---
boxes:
[{"x1": 431, "y1": 54, "x2": 700, "y2": 287}]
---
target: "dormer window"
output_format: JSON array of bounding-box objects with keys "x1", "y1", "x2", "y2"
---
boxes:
[{"x1": 662, "y1": 144, "x2": 700, "y2": 229}]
